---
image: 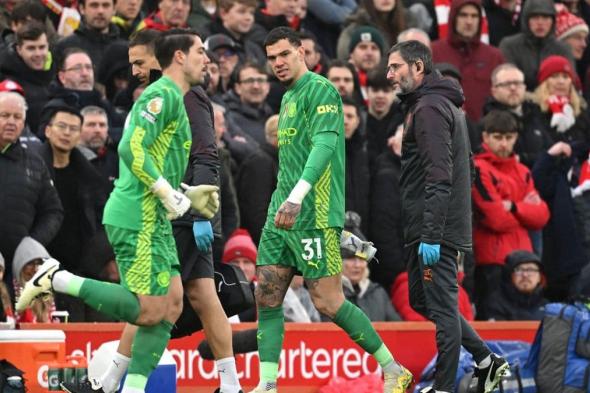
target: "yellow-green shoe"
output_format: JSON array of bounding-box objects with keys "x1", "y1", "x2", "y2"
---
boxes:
[{"x1": 384, "y1": 366, "x2": 413, "y2": 393}]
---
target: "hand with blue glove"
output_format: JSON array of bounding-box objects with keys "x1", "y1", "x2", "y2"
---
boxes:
[
  {"x1": 418, "y1": 242, "x2": 441, "y2": 266},
  {"x1": 192, "y1": 220, "x2": 213, "y2": 253}
]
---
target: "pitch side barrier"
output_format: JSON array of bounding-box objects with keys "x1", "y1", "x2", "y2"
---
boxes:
[{"x1": 17, "y1": 321, "x2": 539, "y2": 392}]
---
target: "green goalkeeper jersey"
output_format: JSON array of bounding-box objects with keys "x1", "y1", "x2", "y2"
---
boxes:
[
  {"x1": 265, "y1": 71, "x2": 345, "y2": 231},
  {"x1": 103, "y1": 76, "x2": 191, "y2": 230}
]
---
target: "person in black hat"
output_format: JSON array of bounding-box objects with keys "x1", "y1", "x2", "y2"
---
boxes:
[
  {"x1": 485, "y1": 250, "x2": 548, "y2": 321},
  {"x1": 205, "y1": 33, "x2": 242, "y2": 92}
]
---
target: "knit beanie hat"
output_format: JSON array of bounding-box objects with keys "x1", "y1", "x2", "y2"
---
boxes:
[
  {"x1": 0, "y1": 79, "x2": 25, "y2": 96},
  {"x1": 349, "y1": 26, "x2": 386, "y2": 54},
  {"x1": 555, "y1": 4, "x2": 589, "y2": 41},
  {"x1": 537, "y1": 55, "x2": 576, "y2": 84},
  {"x1": 222, "y1": 229, "x2": 257, "y2": 264},
  {"x1": 12, "y1": 237, "x2": 50, "y2": 279}
]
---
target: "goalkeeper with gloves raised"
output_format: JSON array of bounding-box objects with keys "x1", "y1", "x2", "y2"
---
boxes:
[{"x1": 16, "y1": 29, "x2": 218, "y2": 393}]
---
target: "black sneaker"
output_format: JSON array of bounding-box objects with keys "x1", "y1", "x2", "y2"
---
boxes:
[
  {"x1": 61, "y1": 379, "x2": 106, "y2": 393},
  {"x1": 213, "y1": 389, "x2": 244, "y2": 393},
  {"x1": 475, "y1": 354, "x2": 510, "y2": 393}
]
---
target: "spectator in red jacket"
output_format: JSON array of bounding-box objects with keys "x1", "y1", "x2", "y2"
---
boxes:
[
  {"x1": 431, "y1": 0, "x2": 505, "y2": 122},
  {"x1": 472, "y1": 110, "x2": 550, "y2": 319},
  {"x1": 391, "y1": 270, "x2": 474, "y2": 321}
]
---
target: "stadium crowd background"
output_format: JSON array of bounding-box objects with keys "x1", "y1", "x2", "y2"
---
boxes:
[{"x1": 1, "y1": 0, "x2": 589, "y2": 325}]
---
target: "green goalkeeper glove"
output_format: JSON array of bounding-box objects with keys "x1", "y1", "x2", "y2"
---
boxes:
[
  {"x1": 180, "y1": 183, "x2": 220, "y2": 219},
  {"x1": 151, "y1": 177, "x2": 191, "y2": 220}
]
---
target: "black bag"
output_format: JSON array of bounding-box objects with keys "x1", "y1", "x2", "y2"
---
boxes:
[
  {"x1": 171, "y1": 262, "x2": 255, "y2": 339},
  {"x1": 0, "y1": 360, "x2": 25, "y2": 393}
]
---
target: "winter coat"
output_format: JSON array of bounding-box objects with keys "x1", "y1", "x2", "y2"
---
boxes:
[
  {"x1": 472, "y1": 144, "x2": 550, "y2": 266},
  {"x1": 482, "y1": 0, "x2": 522, "y2": 47},
  {"x1": 486, "y1": 254, "x2": 548, "y2": 320},
  {"x1": 365, "y1": 105, "x2": 404, "y2": 171},
  {"x1": 486, "y1": 282, "x2": 547, "y2": 320},
  {"x1": 222, "y1": 90, "x2": 274, "y2": 145},
  {"x1": 0, "y1": 46, "x2": 55, "y2": 134},
  {"x1": 482, "y1": 98, "x2": 553, "y2": 168},
  {"x1": 532, "y1": 151, "x2": 588, "y2": 279},
  {"x1": 431, "y1": 0, "x2": 505, "y2": 121},
  {"x1": 541, "y1": 107, "x2": 590, "y2": 146},
  {"x1": 342, "y1": 276, "x2": 401, "y2": 321},
  {"x1": 0, "y1": 142, "x2": 63, "y2": 264},
  {"x1": 391, "y1": 272, "x2": 474, "y2": 321},
  {"x1": 38, "y1": 143, "x2": 107, "y2": 272},
  {"x1": 78, "y1": 141, "x2": 119, "y2": 195},
  {"x1": 235, "y1": 143, "x2": 278, "y2": 245},
  {"x1": 499, "y1": 0, "x2": 575, "y2": 90},
  {"x1": 345, "y1": 130, "x2": 370, "y2": 234},
  {"x1": 369, "y1": 149, "x2": 404, "y2": 291},
  {"x1": 174, "y1": 86, "x2": 223, "y2": 237},
  {"x1": 53, "y1": 22, "x2": 122, "y2": 66},
  {"x1": 305, "y1": 0, "x2": 357, "y2": 58},
  {"x1": 398, "y1": 71, "x2": 473, "y2": 251},
  {"x1": 40, "y1": 83, "x2": 125, "y2": 137}
]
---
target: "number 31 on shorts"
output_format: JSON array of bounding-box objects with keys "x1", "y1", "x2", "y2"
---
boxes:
[{"x1": 301, "y1": 238, "x2": 323, "y2": 260}]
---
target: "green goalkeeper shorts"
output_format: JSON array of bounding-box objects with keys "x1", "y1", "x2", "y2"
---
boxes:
[
  {"x1": 257, "y1": 226, "x2": 342, "y2": 279},
  {"x1": 105, "y1": 222, "x2": 180, "y2": 296}
]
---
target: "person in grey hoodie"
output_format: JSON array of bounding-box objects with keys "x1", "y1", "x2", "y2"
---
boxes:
[{"x1": 499, "y1": 0, "x2": 575, "y2": 90}]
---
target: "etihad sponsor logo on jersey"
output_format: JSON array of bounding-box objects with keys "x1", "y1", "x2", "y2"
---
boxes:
[{"x1": 278, "y1": 127, "x2": 297, "y2": 146}]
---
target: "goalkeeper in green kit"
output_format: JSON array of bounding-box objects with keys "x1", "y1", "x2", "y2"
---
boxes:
[
  {"x1": 16, "y1": 29, "x2": 218, "y2": 393},
  {"x1": 249, "y1": 27, "x2": 413, "y2": 393}
]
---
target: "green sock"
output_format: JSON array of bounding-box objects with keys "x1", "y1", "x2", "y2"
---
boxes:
[
  {"x1": 124, "y1": 320, "x2": 174, "y2": 391},
  {"x1": 78, "y1": 279, "x2": 141, "y2": 323},
  {"x1": 333, "y1": 300, "x2": 390, "y2": 362},
  {"x1": 257, "y1": 306, "x2": 285, "y2": 383}
]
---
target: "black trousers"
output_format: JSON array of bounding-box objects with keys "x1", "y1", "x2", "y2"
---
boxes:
[{"x1": 407, "y1": 244, "x2": 490, "y2": 391}]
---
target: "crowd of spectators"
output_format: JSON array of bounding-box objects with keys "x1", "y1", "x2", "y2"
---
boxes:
[{"x1": 1, "y1": 0, "x2": 590, "y2": 325}]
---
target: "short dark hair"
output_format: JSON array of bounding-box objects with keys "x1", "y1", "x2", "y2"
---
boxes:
[
  {"x1": 218, "y1": 0, "x2": 257, "y2": 11},
  {"x1": 155, "y1": 28, "x2": 200, "y2": 70},
  {"x1": 78, "y1": 0, "x2": 115, "y2": 7},
  {"x1": 367, "y1": 67, "x2": 391, "y2": 90},
  {"x1": 11, "y1": 0, "x2": 47, "y2": 24},
  {"x1": 326, "y1": 59, "x2": 356, "y2": 78},
  {"x1": 15, "y1": 20, "x2": 46, "y2": 46},
  {"x1": 235, "y1": 61, "x2": 267, "y2": 82},
  {"x1": 388, "y1": 40, "x2": 433, "y2": 75},
  {"x1": 482, "y1": 110, "x2": 519, "y2": 134},
  {"x1": 341, "y1": 96, "x2": 359, "y2": 114},
  {"x1": 264, "y1": 26, "x2": 301, "y2": 49},
  {"x1": 129, "y1": 29, "x2": 161, "y2": 52},
  {"x1": 59, "y1": 47, "x2": 91, "y2": 71}
]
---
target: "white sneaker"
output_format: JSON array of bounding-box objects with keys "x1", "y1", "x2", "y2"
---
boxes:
[
  {"x1": 15, "y1": 258, "x2": 60, "y2": 312},
  {"x1": 247, "y1": 383, "x2": 277, "y2": 393}
]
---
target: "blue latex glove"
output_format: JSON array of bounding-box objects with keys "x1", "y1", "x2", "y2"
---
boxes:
[
  {"x1": 418, "y1": 242, "x2": 441, "y2": 266},
  {"x1": 192, "y1": 221, "x2": 213, "y2": 253}
]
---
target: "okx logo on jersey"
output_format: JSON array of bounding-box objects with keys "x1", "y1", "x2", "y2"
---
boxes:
[{"x1": 316, "y1": 104, "x2": 338, "y2": 115}]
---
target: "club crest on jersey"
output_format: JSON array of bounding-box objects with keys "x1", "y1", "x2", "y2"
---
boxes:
[
  {"x1": 147, "y1": 97, "x2": 163, "y2": 115},
  {"x1": 285, "y1": 102, "x2": 297, "y2": 117}
]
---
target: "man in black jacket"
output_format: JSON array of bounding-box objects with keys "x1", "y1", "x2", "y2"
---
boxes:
[
  {"x1": 387, "y1": 40, "x2": 508, "y2": 393},
  {"x1": 0, "y1": 91, "x2": 63, "y2": 296},
  {"x1": 53, "y1": 0, "x2": 122, "y2": 66},
  {"x1": 482, "y1": 63, "x2": 552, "y2": 168}
]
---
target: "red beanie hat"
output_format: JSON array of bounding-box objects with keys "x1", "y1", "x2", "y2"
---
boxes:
[
  {"x1": 538, "y1": 55, "x2": 576, "y2": 84},
  {"x1": 222, "y1": 228, "x2": 257, "y2": 264},
  {"x1": 0, "y1": 79, "x2": 25, "y2": 96},
  {"x1": 555, "y1": 4, "x2": 589, "y2": 41}
]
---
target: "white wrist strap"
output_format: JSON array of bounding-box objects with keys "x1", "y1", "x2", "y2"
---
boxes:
[{"x1": 287, "y1": 179, "x2": 311, "y2": 204}]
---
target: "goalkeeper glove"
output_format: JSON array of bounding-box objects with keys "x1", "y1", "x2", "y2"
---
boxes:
[
  {"x1": 150, "y1": 177, "x2": 191, "y2": 220},
  {"x1": 180, "y1": 183, "x2": 220, "y2": 219}
]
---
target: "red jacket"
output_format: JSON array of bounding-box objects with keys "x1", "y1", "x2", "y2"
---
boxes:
[
  {"x1": 472, "y1": 145, "x2": 550, "y2": 266},
  {"x1": 391, "y1": 272, "x2": 474, "y2": 321},
  {"x1": 431, "y1": 0, "x2": 505, "y2": 121}
]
